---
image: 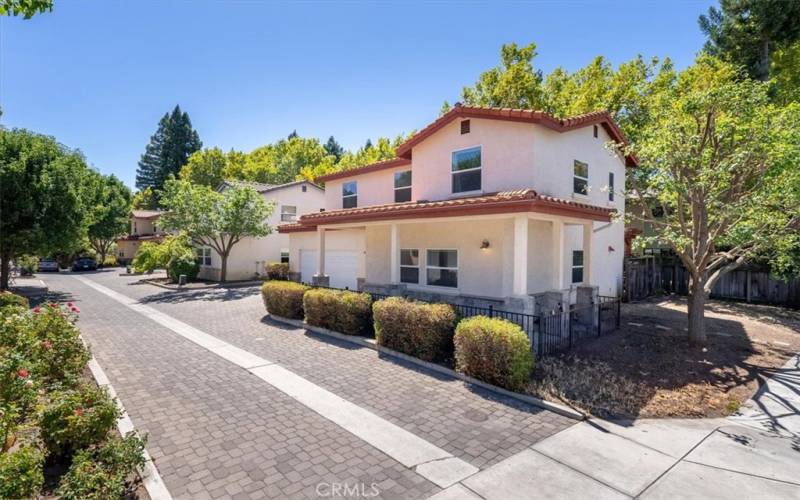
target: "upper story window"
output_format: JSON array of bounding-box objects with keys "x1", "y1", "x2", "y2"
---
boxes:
[
  {"x1": 342, "y1": 181, "x2": 357, "y2": 209},
  {"x1": 593, "y1": 125, "x2": 598, "y2": 138},
  {"x1": 608, "y1": 172, "x2": 615, "y2": 202},
  {"x1": 573, "y1": 160, "x2": 589, "y2": 196},
  {"x1": 133, "y1": 221, "x2": 138, "y2": 234},
  {"x1": 460, "y1": 120, "x2": 470, "y2": 134},
  {"x1": 451, "y1": 146, "x2": 481, "y2": 194},
  {"x1": 281, "y1": 205, "x2": 297, "y2": 222},
  {"x1": 394, "y1": 170, "x2": 412, "y2": 203}
]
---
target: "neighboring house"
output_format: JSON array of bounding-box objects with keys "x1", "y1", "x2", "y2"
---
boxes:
[
  {"x1": 116, "y1": 210, "x2": 166, "y2": 265},
  {"x1": 279, "y1": 104, "x2": 637, "y2": 313},
  {"x1": 196, "y1": 180, "x2": 325, "y2": 281}
]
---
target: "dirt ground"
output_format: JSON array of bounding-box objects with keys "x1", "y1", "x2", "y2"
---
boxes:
[{"x1": 528, "y1": 296, "x2": 800, "y2": 419}]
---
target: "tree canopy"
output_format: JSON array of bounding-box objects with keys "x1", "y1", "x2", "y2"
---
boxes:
[
  {"x1": 0, "y1": 128, "x2": 90, "y2": 288},
  {"x1": 135, "y1": 105, "x2": 202, "y2": 194},
  {"x1": 84, "y1": 172, "x2": 132, "y2": 264},
  {"x1": 159, "y1": 179, "x2": 273, "y2": 282},
  {"x1": 0, "y1": 0, "x2": 52, "y2": 18},
  {"x1": 627, "y1": 55, "x2": 800, "y2": 342},
  {"x1": 699, "y1": 0, "x2": 800, "y2": 81}
]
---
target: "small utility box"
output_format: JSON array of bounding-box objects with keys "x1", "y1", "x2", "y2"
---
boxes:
[{"x1": 178, "y1": 274, "x2": 187, "y2": 286}]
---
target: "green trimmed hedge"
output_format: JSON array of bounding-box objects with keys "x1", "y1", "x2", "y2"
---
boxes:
[
  {"x1": 454, "y1": 316, "x2": 534, "y2": 391},
  {"x1": 266, "y1": 262, "x2": 289, "y2": 280},
  {"x1": 304, "y1": 288, "x2": 372, "y2": 336},
  {"x1": 373, "y1": 297, "x2": 458, "y2": 362},
  {"x1": 261, "y1": 281, "x2": 309, "y2": 319}
]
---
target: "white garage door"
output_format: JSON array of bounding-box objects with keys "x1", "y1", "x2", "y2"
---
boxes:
[{"x1": 299, "y1": 250, "x2": 359, "y2": 290}]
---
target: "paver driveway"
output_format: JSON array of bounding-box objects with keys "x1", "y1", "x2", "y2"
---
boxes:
[{"x1": 40, "y1": 270, "x2": 573, "y2": 499}]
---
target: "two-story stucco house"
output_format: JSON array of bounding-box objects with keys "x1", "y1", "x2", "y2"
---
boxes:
[
  {"x1": 116, "y1": 210, "x2": 166, "y2": 265},
  {"x1": 279, "y1": 104, "x2": 636, "y2": 313},
  {"x1": 196, "y1": 180, "x2": 325, "y2": 281}
]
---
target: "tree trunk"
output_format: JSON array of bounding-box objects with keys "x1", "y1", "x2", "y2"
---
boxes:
[
  {"x1": 220, "y1": 252, "x2": 228, "y2": 283},
  {"x1": 687, "y1": 276, "x2": 707, "y2": 344},
  {"x1": 0, "y1": 251, "x2": 10, "y2": 291}
]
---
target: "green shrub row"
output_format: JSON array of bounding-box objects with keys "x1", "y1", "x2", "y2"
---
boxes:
[
  {"x1": 261, "y1": 283, "x2": 534, "y2": 390},
  {"x1": 0, "y1": 301, "x2": 146, "y2": 498}
]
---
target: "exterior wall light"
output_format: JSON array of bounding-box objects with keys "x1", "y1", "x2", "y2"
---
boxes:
[{"x1": 481, "y1": 239, "x2": 491, "y2": 249}]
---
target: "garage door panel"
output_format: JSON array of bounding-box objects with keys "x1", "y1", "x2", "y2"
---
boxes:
[{"x1": 299, "y1": 250, "x2": 358, "y2": 290}]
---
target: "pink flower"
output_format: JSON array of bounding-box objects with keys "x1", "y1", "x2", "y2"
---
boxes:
[
  {"x1": 74, "y1": 408, "x2": 84, "y2": 417},
  {"x1": 48, "y1": 303, "x2": 57, "y2": 308},
  {"x1": 17, "y1": 369, "x2": 29, "y2": 379},
  {"x1": 70, "y1": 306, "x2": 80, "y2": 313},
  {"x1": 32, "y1": 307, "x2": 41, "y2": 313},
  {"x1": 24, "y1": 379, "x2": 34, "y2": 388},
  {"x1": 67, "y1": 302, "x2": 73, "y2": 307},
  {"x1": 41, "y1": 340, "x2": 53, "y2": 350}
]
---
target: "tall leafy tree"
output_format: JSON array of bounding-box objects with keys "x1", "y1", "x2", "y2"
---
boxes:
[
  {"x1": 131, "y1": 187, "x2": 158, "y2": 210},
  {"x1": 85, "y1": 173, "x2": 132, "y2": 264},
  {"x1": 135, "y1": 105, "x2": 202, "y2": 194},
  {"x1": 179, "y1": 147, "x2": 229, "y2": 188},
  {"x1": 323, "y1": 136, "x2": 344, "y2": 162},
  {"x1": 699, "y1": 0, "x2": 800, "y2": 81},
  {"x1": 159, "y1": 179, "x2": 272, "y2": 282},
  {"x1": 0, "y1": 129, "x2": 89, "y2": 289},
  {"x1": 628, "y1": 55, "x2": 800, "y2": 343}
]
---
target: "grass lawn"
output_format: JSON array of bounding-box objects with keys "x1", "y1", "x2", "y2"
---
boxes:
[{"x1": 527, "y1": 297, "x2": 800, "y2": 418}]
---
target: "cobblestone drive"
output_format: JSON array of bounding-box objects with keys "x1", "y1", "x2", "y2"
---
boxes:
[{"x1": 40, "y1": 271, "x2": 574, "y2": 499}]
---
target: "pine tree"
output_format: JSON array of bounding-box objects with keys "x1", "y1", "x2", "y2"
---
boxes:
[
  {"x1": 287, "y1": 130, "x2": 298, "y2": 139},
  {"x1": 364, "y1": 138, "x2": 373, "y2": 150},
  {"x1": 135, "y1": 105, "x2": 202, "y2": 192},
  {"x1": 323, "y1": 136, "x2": 344, "y2": 161}
]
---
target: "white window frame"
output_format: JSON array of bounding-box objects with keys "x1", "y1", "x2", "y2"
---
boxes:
[
  {"x1": 425, "y1": 248, "x2": 459, "y2": 288},
  {"x1": 394, "y1": 170, "x2": 412, "y2": 203},
  {"x1": 196, "y1": 247, "x2": 212, "y2": 267},
  {"x1": 342, "y1": 181, "x2": 358, "y2": 208},
  {"x1": 451, "y1": 146, "x2": 482, "y2": 195},
  {"x1": 280, "y1": 249, "x2": 290, "y2": 264},
  {"x1": 571, "y1": 250, "x2": 584, "y2": 284},
  {"x1": 399, "y1": 248, "x2": 419, "y2": 284},
  {"x1": 280, "y1": 205, "x2": 297, "y2": 222},
  {"x1": 573, "y1": 160, "x2": 589, "y2": 197}
]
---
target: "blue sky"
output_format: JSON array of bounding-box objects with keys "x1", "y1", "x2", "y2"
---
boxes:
[{"x1": 2, "y1": 0, "x2": 714, "y2": 189}]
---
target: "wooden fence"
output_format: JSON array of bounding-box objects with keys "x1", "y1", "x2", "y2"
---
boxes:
[{"x1": 624, "y1": 255, "x2": 800, "y2": 308}]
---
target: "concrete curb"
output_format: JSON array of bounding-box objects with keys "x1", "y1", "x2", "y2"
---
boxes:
[
  {"x1": 141, "y1": 278, "x2": 263, "y2": 291},
  {"x1": 86, "y1": 356, "x2": 173, "y2": 500},
  {"x1": 268, "y1": 314, "x2": 585, "y2": 421}
]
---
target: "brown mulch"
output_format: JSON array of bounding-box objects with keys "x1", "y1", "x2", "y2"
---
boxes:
[{"x1": 528, "y1": 296, "x2": 800, "y2": 419}]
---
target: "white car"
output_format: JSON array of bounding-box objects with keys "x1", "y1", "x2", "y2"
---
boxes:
[{"x1": 37, "y1": 258, "x2": 59, "y2": 272}]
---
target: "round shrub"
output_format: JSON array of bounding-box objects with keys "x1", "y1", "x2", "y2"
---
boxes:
[
  {"x1": 304, "y1": 288, "x2": 372, "y2": 336},
  {"x1": 261, "y1": 281, "x2": 309, "y2": 319},
  {"x1": 57, "y1": 433, "x2": 146, "y2": 500},
  {"x1": 265, "y1": 262, "x2": 289, "y2": 280},
  {"x1": 0, "y1": 446, "x2": 44, "y2": 499},
  {"x1": 454, "y1": 316, "x2": 534, "y2": 391},
  {"x1": 373, "y1": 298, "x2": 458, "y2": 362},
  {"x1": 39, "y1": 384, "x2": 121, "y2": 456},
  {"x1": 0, "y1": 291, "x2": 29, "y2": 310},
  {"x1": 18, "y1": 255, "x2": 38, "y2": 276},
  {"x1": 167, "y1": 253, "x2": 199, "y2": 283},
  {"x1": 26, "y1": 304, "x2": 90, "y2": 388}
]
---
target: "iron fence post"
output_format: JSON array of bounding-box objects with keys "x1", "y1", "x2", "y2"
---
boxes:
[
  {"x1": 489, "y1": 305, "x2": 494, "y2": 318},
  {"x1": 597, "y1": 303, "x2": 602, "y2": 337}
]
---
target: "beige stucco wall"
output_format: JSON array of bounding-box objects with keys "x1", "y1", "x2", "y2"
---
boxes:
[
  {"x1": 411, "y1": 118, "x2": 537, "y2": 202},
  {"x1": 323, "y1": 165, "x2": 411, "y2": 210}
]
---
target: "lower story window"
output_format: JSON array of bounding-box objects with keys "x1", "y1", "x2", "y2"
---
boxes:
[
  {"x1": 280, "y1": 250, "x2": 290, "y2": 264},
  {"x1": 426, "y1": 249, "x2": 458, "y2": 288},
  {"x1": 571, "y1": 250, "x2": 584, "y2": 283},
  {"x1": 196, "y1": 247, "x2": 212, "y2": 267},
  {"x1": 400, "y1": 249, "x2": 419, "y2": 284}
]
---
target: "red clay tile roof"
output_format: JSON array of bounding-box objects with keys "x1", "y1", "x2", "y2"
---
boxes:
[
  {"x1": 277, "y1": 189, "x2": 614, "y2": 232},
  {"x1": 395, "y1": 104, "x2": 638, "y2": 167},
  {"x1": 315, "y1": 158, "x2": 412, "y2": 183}
]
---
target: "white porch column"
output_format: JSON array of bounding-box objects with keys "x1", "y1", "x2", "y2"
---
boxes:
[
  {"x1": 552, "y1": 220, "x2": 565, "y2": 289},
  {"x1": 582, "y1": 222, "x2": 593, "y2": 285},
  {"x1": 389, "y1": 223, "x2": 399, "y2": 284},
  {"x1": 316, "y1": 226, "x2": 326, "y2": 277},
  {"x1": 513, "y1": 215, "x2": 529, "y2": 295}
]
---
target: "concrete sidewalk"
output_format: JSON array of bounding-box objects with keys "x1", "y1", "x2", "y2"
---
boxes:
[{"x1": 436, "y1": 354, "x2": 800, "y2": 499}]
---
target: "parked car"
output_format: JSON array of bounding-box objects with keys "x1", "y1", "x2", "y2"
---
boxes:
[
  {"x1": 72, "y1": 257, "x2": 97, "y2": 272},
  {"x1": 37, "y1": 258, "x2": 59, "y2": 272}
]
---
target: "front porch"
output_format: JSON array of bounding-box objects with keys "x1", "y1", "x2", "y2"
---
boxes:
[{"x1": 303, "y1": 213, "x2": 602, "y2": 315}]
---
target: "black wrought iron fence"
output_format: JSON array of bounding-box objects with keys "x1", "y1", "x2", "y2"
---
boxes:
[{"x1": 297, "y1": 282, "x2": 621, "y2": 357}]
